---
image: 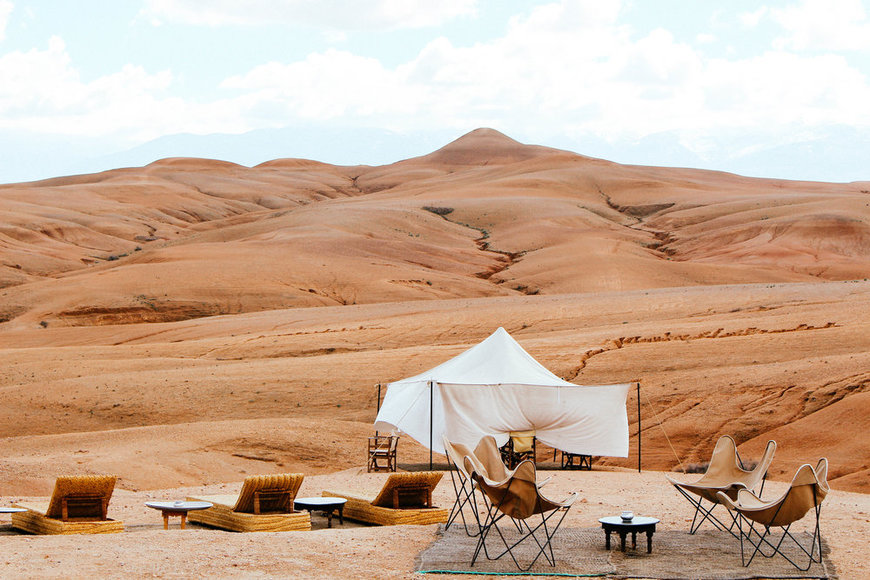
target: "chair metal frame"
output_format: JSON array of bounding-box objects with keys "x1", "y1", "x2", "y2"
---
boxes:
[
  {"x1": 443, "y1": 437, "x2": 482, "y2": 536},
  {"x1": 467, "y1": 458, "x2": 576, "y2": 572},
  {"x1": 718, "y1": 459, "x2": 828, "y2": 571}
]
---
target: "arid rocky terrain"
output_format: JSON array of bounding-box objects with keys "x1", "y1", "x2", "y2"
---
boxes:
[{"x1": 0, "y1": 129, "x2": 867, "y2": 577}]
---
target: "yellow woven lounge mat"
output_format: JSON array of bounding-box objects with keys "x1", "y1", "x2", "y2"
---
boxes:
[
  {"x1": 46, "y1": 475, "x2": 117, "y2": 519},
  {"x1": 417, "y1": 525, "x2": 836, "y2": 578},
  {"x1": 234, "y1": 473, "x2": 304, "y2": 513},
  {"x1": 371, "y1": 471, "x2": 443, "y2": 508}
]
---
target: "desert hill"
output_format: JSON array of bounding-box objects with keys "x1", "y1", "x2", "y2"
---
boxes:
[{"x1": 0, "y1": 128, "x2": 868, "y2": 495}]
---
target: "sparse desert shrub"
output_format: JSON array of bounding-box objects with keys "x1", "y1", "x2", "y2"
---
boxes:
[
  {"x1": 682, "y1": 461, "x2": 709, "y2": 474},
  {"x1": 422, "y1": 206, "x2": 454, "y2": 216},
  {"x1": 680, "y1": 459, "x2": 757, "y2": 474}
]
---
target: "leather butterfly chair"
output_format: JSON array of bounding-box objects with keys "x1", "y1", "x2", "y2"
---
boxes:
[
  {"x1": 474, "y1": 435, "x2": 551, "y2": 487},
  {"x1": 665, "y1": 435, "x2": 776, "y2": 537},
  {"x1": 443, "y1": 436, "x2": 485, "y2": 536},
  {"x1": 717, "y1": 458, "x2": 829, "y2": 571},
  {"x1": 466, "y1": 457, "x2": 576, "y2": 572}
]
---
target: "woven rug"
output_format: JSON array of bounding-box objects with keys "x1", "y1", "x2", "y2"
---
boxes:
[
  {"x1": 417, "y1": 524, "x2": 614, "y2": 577},
  {"x1": 417, "y1": 525, "x2": 836, "y2": 579}
]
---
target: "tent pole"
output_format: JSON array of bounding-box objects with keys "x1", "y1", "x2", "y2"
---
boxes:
[
  {"x1": 429, "y1": 380, "x2": 434, "y2": 470},
  {"x1": 375, "y1": 383, "x2": 381, "y2": 437},
  {"x1": 637, "y1": 382, "x2": 642, "y2": 473}
]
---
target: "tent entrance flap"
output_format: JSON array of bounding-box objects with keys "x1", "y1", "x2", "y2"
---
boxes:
[{"x1": 374, "y1": 328, "x2": 631, "y2": 458}]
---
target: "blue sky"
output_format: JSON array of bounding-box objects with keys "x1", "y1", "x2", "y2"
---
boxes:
[{"x1": 1, "y1": 1, "x2": 869, "y2": 183}]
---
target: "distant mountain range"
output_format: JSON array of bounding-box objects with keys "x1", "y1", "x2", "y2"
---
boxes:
[{"x1": 1, "y1": 123, "x2": 868, "y2": 185}]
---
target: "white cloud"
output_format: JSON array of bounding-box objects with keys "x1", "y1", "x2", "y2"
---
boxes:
[
  {"x1": 0, "y1": 0, "x2": 13, "y2": 42},
  {"x1": 142, "y1": 0, "x2": 477, "y2": 29},
  {"x1": 0, "y1": 36, "x2": 250, "y2": 141},
  {"x1": 739, "y1": 7, "x2": 768, "y2": 28},
  {"x1": 213, "y1": 0, "x2": 870, "y2": 147},
  {"x1": 3, "y1": 0, "x2": 870, "y2": 171},
  {"x1": 771, "y1": 0, "x2": 870, "y2": 51},
  {"x1": 701, "y1": 51, "x2": 870, "y2": 128},
  {"x1": 222, "y1": 49, "x2": 424, "y2": 122}
]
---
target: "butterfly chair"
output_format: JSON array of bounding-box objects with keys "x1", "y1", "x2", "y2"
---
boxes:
[
  {"x1": 474, "y1": 435, "x2": 551, "y2": 487},
  {"x1": 717, "y1": 458, "x2": 828, "y2": 571},
  {"x1": 500, "y1": 430, "x2": 536, "y2": 469},
  {"x1": 665, "y1": 435, "x2": 776, "y2": 537},
  {"x1": 466, "y1": 457, "x2": 576, "y2": 572},
  {"x1": 446, "y1": 435, "x2": 551, "y2": 537},
  {"x1": 443, "y1": 437, "x2": 486, "y2": 536}
]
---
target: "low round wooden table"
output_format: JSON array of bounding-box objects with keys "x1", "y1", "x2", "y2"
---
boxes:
[
  {"x1": 294, "y1": 497, "x2": 347, "y2": 528},
  {"x1": 0, "y1": 507, "x2": 27, "y2": 514},
  {"x1": 599, "y1": 516, "x2": 660, "y2": 553},
  {"x1": 145, "y1": 501, "x2": 213, "y2": 530}
]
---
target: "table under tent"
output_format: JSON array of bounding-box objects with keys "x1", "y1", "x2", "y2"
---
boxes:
[{"x1": 374, "y1": 327, "x2": 631, "y2": 469}]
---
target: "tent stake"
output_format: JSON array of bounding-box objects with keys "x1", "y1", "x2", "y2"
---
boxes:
[
  {"x1": 429, "y1": 380, "x2": 434, "y2": 470},
  {"x1": 637, "y1": 382, "x2": 642, "y2": 473}
]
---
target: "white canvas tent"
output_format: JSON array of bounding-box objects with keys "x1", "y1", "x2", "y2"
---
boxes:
[{"x1": 374, "y1": 327, "x2": 631, "y2": 459}]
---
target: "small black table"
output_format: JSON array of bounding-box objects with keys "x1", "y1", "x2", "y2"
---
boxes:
[
  {"x1": 294, "y1": 497, "x2": 347, "y2": 528},
  {"x1": 599, "y1": 516, "x2": 660, "y2": 553}
]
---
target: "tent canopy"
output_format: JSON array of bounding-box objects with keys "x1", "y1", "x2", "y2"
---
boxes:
[{"x1": 374, "y1": 327, "x2": 631, "y2": 457}]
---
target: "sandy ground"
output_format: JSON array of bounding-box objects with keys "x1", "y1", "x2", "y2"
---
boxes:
[
  {"x1": 0, "y1": 468, "x2": 865, "y2": 579},
  {"x1": 0, "y1": 281, "x2": 867, "y2": 493}
]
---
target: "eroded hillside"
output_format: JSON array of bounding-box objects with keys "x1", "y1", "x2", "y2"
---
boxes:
[{"x1": 0, "y1": 129, "x2": 867, "y2": 492}]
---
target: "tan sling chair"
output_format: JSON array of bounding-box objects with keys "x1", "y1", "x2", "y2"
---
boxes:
[
  {"x1": 465, "y1": 457, "x2": 576, "y2": 572},
  {"x1": 474, "y1": 435, "x2": 551, "y2": 487},
  {"x1": 446, "y1": 435, "x2": 552, "y2": 538},
  {"x1": 665, "y1": 435, "x2": 776, "y2": 537},
  {"x1": 443, "y1": 437, "x2": 486, "y2": 536},
  {"x1": 717, "y1": 458, "x2": 828, "y2": 571}
]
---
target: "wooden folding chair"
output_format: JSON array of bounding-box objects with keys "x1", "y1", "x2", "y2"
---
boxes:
[{"x1": 367, "y1": 435, "x2": 399, "y2": 472}]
